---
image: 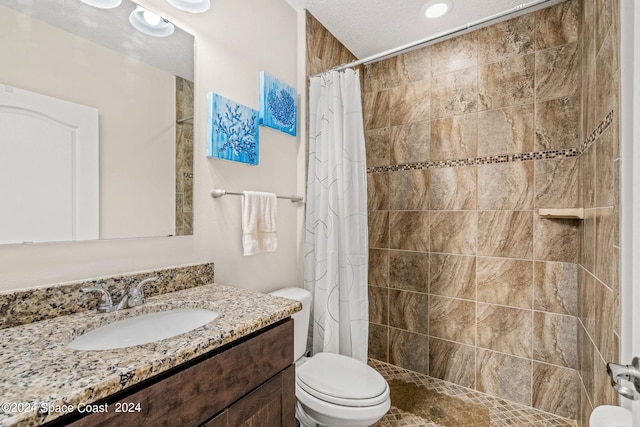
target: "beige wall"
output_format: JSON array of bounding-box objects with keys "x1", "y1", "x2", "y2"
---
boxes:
[{"x1": 0, "y1": 0, "x2": 302, "y2": 293}]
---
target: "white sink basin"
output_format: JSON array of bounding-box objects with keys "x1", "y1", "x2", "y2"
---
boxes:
[{"x1": 69, "y1": 309, "x2": 220, "y2": 351}]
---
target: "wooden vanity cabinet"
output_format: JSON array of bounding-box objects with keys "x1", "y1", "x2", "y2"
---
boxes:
[{"x1": 55, "y1": 319, "x2": 295, "y2": 427}]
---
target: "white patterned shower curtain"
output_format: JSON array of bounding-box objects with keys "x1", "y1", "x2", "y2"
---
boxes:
[{"x1": 304, "y1": 69, "x2": 369, "y2": 362}]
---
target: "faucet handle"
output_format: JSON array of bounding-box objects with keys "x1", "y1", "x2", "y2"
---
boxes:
[
  {"x1": 131, "y1": 276, "x2": 158, "y2": 305},
  {"x1": 81, "y1": 287, "x2": 114, "y2": 311}
]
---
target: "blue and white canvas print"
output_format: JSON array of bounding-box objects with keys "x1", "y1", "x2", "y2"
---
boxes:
[
  {"x1": 207, "y1": 93, "x2": 259, "y2": 165},
  {"x1": 259, "y1": 71, "x2": 297, "y2": 136}
]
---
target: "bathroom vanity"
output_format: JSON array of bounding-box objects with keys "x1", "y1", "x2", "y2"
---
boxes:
[{"x1": 0, "y1": 284, "x2": 300, "y2": 427}]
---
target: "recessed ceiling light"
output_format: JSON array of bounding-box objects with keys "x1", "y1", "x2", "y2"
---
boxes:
[
  {"x1": 422, "y1": 0, "x2": 453, "y2": 19},
  {"x1": 129, "y1": 6, "x2": 175, "y2": 37},
  {"x1": 80, "y1": 0, "x2": 122, "y2": 9},
  {"x1": 166, "y1": 0, "x2": 211, "y2": 13}
]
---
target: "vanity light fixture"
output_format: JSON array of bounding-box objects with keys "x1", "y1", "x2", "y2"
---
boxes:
[
  {"x1": 79, "y1": 0, "x2": 122, "y2": 8},
  {"x1": 422, "y1": 0, "x2": 453, "y2": 18},
  {"x1": 129, "y1": 6, "x2": 175, "y2": 37},
  {"x1": 166, "y1": 0, "x2": 211, "y2": 13}
]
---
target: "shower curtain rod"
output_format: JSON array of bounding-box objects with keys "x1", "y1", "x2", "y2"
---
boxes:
[{"x1": 308, "y1": 0, "x2": 565, "y2": 79}]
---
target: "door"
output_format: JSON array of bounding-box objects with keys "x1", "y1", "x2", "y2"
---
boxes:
[{"x1": 620, "y1": 0, "x2": 640, "y2": 423}]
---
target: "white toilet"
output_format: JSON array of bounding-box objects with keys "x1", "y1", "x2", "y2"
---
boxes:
[{"x1": 270, "y1": 287, "x2": 391, "y2": 427}]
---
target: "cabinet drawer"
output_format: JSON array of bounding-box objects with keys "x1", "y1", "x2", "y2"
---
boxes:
[{"x1": 62, "y1": 319, "x2": 293, "y2": 427}]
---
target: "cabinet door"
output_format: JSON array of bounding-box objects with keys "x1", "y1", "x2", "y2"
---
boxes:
[{"x1": 205, "y1": 365, "x2": 295, "y2": 427}]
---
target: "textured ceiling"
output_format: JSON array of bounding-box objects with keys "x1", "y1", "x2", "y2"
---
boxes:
[{"x1": 286, "y1": 0, "x2": 565, "y2": 59}]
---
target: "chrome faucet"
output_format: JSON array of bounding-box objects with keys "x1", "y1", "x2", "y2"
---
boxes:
[
  {"x1": 128, "y1": 276, "x2": 157, "y2": 307},
  {"x1": 607, "y1": 359, "x2": 640, "y2": 401},
  {"x1": 82, "y1": 276, "x2": 157, "y2": 313}
]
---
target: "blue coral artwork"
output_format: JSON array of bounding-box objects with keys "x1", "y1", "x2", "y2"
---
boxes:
[
  {"x1": 207, "y1": 93, "x2": 259, "y2": 165},
  {"x1": 259, "y1": 71, "x2": 297, "y2": 136}
]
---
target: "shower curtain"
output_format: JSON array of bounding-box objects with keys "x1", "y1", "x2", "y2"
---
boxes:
[{"x1": 304, "y1": 68, "x2": 369, "y2": 362}]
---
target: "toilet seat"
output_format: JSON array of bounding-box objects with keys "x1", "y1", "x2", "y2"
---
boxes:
[{"x1": 296, "y1": 352, "x2": 389, "y2": 407}]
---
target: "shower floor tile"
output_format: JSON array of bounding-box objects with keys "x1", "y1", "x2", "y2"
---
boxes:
[{"x1": 369, "y1": 359, "x2": 577, "y2": 427}]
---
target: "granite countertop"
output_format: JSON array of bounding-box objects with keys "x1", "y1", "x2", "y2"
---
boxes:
[{"x1": 0, "y1": 283, "x2": 301, "y2": 427}]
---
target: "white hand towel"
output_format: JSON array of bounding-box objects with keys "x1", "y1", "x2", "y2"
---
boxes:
[{"x1": 241, "y1": 191, "x2": 278, "y2": 256}]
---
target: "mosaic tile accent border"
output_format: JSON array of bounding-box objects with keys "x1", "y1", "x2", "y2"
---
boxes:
[
  {"x1": 369, "y1": 359, "x2": 577, "y2": 427},
  {"x1": 368, "y1": 110, "x2": 614, "y2": 174},
  {"x1": 0, "y1": 263, "x2": 215, "y2": 330}
]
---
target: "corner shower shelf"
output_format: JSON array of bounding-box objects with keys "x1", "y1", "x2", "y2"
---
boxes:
[{"x1": 538, "y1": 208, "x2": 584, "y2": 220}]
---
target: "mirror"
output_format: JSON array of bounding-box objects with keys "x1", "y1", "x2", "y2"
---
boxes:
[{"x1": 0, "y1": 0, "x2": 194, "y2": 245}]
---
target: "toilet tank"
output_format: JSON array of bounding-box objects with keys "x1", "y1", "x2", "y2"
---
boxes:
[{"x1": 269, "y1": 287, "x2": 311, "y2": 361}]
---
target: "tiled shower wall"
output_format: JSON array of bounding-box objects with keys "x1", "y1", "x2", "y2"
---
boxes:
[
  {"x1": 176, "y1": 76, "x2": 194, "y2": 236},
  {"x1": 578, "y1": 0, "x2": 620, "y2": 425},
  {"x1": 365, "y1": 0, "x2": 585, "y2": 419}
]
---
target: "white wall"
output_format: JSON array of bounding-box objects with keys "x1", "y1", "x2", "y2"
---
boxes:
[{"x1": 0, "y1": 0, "x2": 303, "y2": 293}]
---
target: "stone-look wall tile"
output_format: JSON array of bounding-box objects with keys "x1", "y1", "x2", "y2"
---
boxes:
[
  {"x1": 536, "y1": 42, "x2": 580, "y2": 102},
  {"x1": 365, "y1": 128, "x2": 390, "y2": 167},
  {"x1": 478, "y1": 161, "x2": 533, "y2": 210},
  {"x1": 389, "y1": 290, "x2": 429, "y2": 335},
  {"x1": 595, "y1": 16, "x2": 619, "y2": 121},
  {"x1": 579, "y1": 268, "x2": 597, "y2": 340},
  {"x1": 431, "y1": 32, "x2": 477, "y2": 76},
  {"x1": 535, "y1": 0, "x2": 580, "y2": 50},
  {"x1": 394, "y1": 46, "x2": 432, "y2": 85},
  {"x1": 579, "y1": 324, "x2": 595, "y2": 403},
  {"x1": 367, "y1": 173, "x2": 389, "y2": 211},
  {"x1": 596, "y1": 127, "x2": 616, "y2": 208},
  {"x1": 477, "y1": 104, "x2": 534, "y2": 156},
  {"x1": 390, "y1": 122, "x2": 430, "y2": 164},
  {"x1": 389, "y1": 250, "x2": 429, "y2": 293},
  {"x1": 429, "y1": 296, "x2": 476, "y2": 345},
  {"x1": 390, "y1": 211, "x2": 430, "y2": 251},
  {"x1": 476, "y1": 349, "x2": 532, "y2": 406},
  {"x1": 364, "y1": 60, "x2": 393, "y2": 93},
  {"x1": 582, "y1": 209, "x2": 596, "y2": 272},
  {"x1": 535, "y1": 96, "x2": 581, "y2": 151},
  {"x1": 534, "y1": 157, "x2": 580, "y2": 209},
  {"x1": 533, "y1": 216, "x2": 579, "y2": 263},
  {"x1": 390, "y1": 169, "x2": 429, "y2": 211},
  {"x1": 389, "y1": 80, "x2": 431, "y2": 126},
  {"x1": 430, "y1": 211, "x2": 477, "y2": 255},
  {"x1": 430, "y1": 114, "x2": 478, "y2": 160},
  {"x1": 432, "y1": 68, "x2": 478, "y2": 119},
  {"x1": 477, "y1": 304, "x2": 532, "y2": 358},
  {"x1": 593, "y1": 354, "x2": 619, "y2": 407},
  {"x1": 429, "y1": 338, "x2": 476, "y2": 388},
  {"x1": 368, "y1": 249, "x2": 389, "y2": 287},
  {"x1": 369, "y1": 323, "x2": 388, "y2": 362},
  {"x1": 477, "y1": 257, "x2": 533, "y2": 308},
  {"x1": 477, "y1": 211, "x2": 533, "y2": 258},
  {"x1": 580, "y1": 384, "x2": 593, "y2": 427},
  {"x1": 582, "y1": 142, "x2": 596, "y2": 210},
  {"x1": 533, "y1": 312, "x2": 578, "y2": 369},
  {"x1": 478, "y1": 54, "x2": 535, "y2": 111},
  {"x1": 305, "y1": 12, "x2": 357, "y2": 77},
  {"x1": 389, "y1": 328, "x2": 429, "y2": 375},
  {"x1": 534, "y1": 261, "x2": 578, "y2": 316},
  {"x1": 593, "y1": 280, "x2": 616, "y2": 364},
  {"x1": 582, "y1": 0, "x2": 597, "y2": 137},
  {"x1": 368, "y1": 210, "x2": 389, "y2": 249},
  {"x1": 369, "y1": 285, "x2": 388, "y2": 326},
  {"x1": 595, "y1": 209, "x2": 618, "y2": 288},
  {"x1": 595, "y1": 0, "x2": 614, "y2": 52},
  {"x1": 429, "y1": 254, "x2": 476, "y2": 299},
  {"x1": 532, "y1": 362, "x2": 579, "y2": 419},
  {"x1": 477, "y1": 14, "x2": 535, "y2": 65},
  {"x1": 363, "y1": 90, "x2": 390, "y2": 130},
  {"x1": 429, "y1": 165, "x2": 477, "y2": 210}
]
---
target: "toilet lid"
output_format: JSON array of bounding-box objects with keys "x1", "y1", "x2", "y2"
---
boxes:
[{"x1": 296, "y1": 353, "x2": 389, "y2": 407}]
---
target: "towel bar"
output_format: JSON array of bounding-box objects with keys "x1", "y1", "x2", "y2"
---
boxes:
[{"x1": 211, "y1": 189, "x2": 303, "y2": 203}]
